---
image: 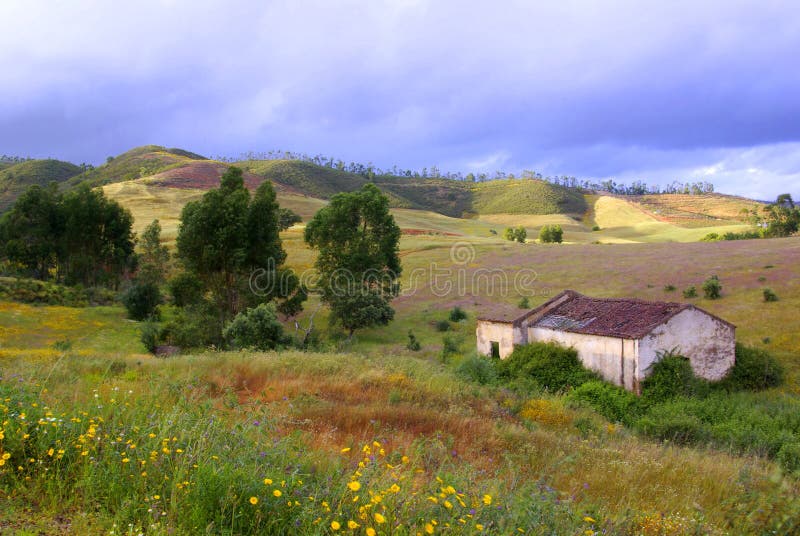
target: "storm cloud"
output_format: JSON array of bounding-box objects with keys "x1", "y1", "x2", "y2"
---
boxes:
[{"x1": 1, "y1": 0, "x2": 799, "y2": 198}]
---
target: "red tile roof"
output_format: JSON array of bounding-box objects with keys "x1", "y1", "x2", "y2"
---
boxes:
[{"x1": 479, "y1": 290, "x2": 734, "y2": 339}]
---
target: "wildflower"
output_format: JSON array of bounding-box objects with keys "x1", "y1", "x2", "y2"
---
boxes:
[
  {"x1": 341, "y1": 447, "x2": 351, "y2": 453},
  {"x1": 348, "y1": 481, "x2": 361, "y2": 492},
  {"x1": 374, "y1": 513, "x2": 386, "y2": 524},
  {"x1": 482, "y1": 494, "x2": 492, "y2": 506},
  {"x1": 366, "y1": 529, "x2": 376, "y2": 536},
  {"x1": 331, "y1": 521, "x2": 341, "y2": 530},
  {"x1": 389, "y1": 484, "x2": 400, "y2": 493},
  {"x1": 249, "y1": 497, "x2": 258, "y2": 505},
  {"x1": 264, "y1": 478, "x2": 273, "y2": 485},
  {"x1": 348, "y1": 520, "x2": 359, "y2": 529},
  {"x1": 584, "y1": 516, "x2": 596, "y2": 524},
  {"x1": 273, "y1": 489, "x2": 282, "y2": 497},
  {"x1": 47, "y1": 448, "x2": 54, "y2": 457},
  {"x1": 476, "y1": 524, "x2": 484, "y2": 531},
  {"x1": 444, "y1": 500, "x2": 453, "y2": 509},
  {"x1": 401, "y1": 455, "x2": 409, "y2": 464},
  {"x1": 122, "y1": 458, "x2": 130, "y2": 463},
  {"x1": 425, "y1": 522, "x2": 435, "y2": 534}
]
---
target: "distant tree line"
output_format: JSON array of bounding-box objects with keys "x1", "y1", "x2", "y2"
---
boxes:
[
  {"x1": 214, "y1": 149, "x2": 715, "y2": 196},
  {"x1": 0, "y1": 155, "x2": 35, "y2": 164}
]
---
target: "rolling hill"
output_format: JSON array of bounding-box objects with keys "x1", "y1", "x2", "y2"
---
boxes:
[
  {"x1": 0, "y1": 158, "x2": 83, "y2": 211},
  {"x1": 65, "y1": 145, "x2": 208, "y2": 189}
]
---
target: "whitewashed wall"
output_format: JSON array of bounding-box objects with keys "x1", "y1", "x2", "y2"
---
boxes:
[
  {"x1": 476, "y1": 321, "x2": 526, "y2": 358},
  {"x1": 528, "y1": 327, "x2": 638, "y2": 390},
  {"x1": 639, "y1": 308, "x2": 735, "y2": 381}
]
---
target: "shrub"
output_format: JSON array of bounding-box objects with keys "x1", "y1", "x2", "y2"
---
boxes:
[
  {"x1": 539, "y1": 224, "x2": 563, "y2": 243},
  {"x1": 456, "y1": 354, "x2": 498, "y2": 385},
  {"x1": 682, "y1": 285, "x2": 697, "y2": 298},
  {"x1": 406, "y1": 330, "x2": 421, "y2": 351},
  {"x1": 121, "y1": 281, "x2": 161, "y2": 321},
  {"x1": 663, "y1": 284, "x2": 676, "y2": 292},
  {"x1": 448, "y1": 306, "x2": 467, "y2": 322},
  {"x1": 568, "y1": 381, "x2": 643, "y2": 424},
  {"x1": 701, "y1": 232, "x2": 720, "y2": 241},
  {"x1": 162, "y1": 304, "x2": 221, "y2": 349},
  {"x1": 763, "y1": 288, "x2": 778, "y2": 302},
  {"x1": 223, "y1": 303, "x2": 286, "y2": 351},
  {"x1": 641, "y1": 353, "x2": 708, "y2": 404},
  {"x1": 702, "y1": 275, "x2": 722, "y2": 299},
  {"x1": 168, "y1": 272, "x2": 204, "y2": 307},
  {"x1": 435, "y1": 320, "x2": 451, "y2": 332},
  {"x1": 440, "y1": 334, "x2": 463, "y2": 362},
  {"x1": 503, "y1": 226, "x2": 527, "y2": 243},
  {"x1": 717, "y1": 343, "x2": 784, "y2": 392},
  {"x1": 591, "y1": 225, "x2": 600, "y2": 231},
  {"x1": 497, "y1": 342, "x2": 597, "y2": 392},
  {"x1": 634, "y1": 409, "x2": 709, "y2": 445},
  {"x1": 776, "y1": 442, "x2": 800, "y2": 474},
  {"x1": 140, "y1": 321, "x2": 160, "y2": 354},
  {"x1": 517, "y1": 296, "x2": 530, "y2": 309}
]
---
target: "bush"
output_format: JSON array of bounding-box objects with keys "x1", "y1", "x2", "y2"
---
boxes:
[
  {"x1": 456, "y1": 355, "x2": 498, "y2": 385},
  {"x1": 641, "y1": 353, "x2": 708, "y2": 404},
  {"x1": 140, "y1": 321, "x2": 160, "y2": 354},
  {"x1": 440, "y1": 334, "x2": 463, "y2": 362},
  {"x1": 223, "y1": 303, "x2": 286, "y2": 351},
  {"x1": 121, "y1": 281, "x2": 161, "y2": 321},
  {"x1": 517, "y1": 296, "x2": 530, "y2": 309},
  {"x1": 682, "y1": 285, "x2": 697, "y2": 298},
  {"x1": 168, "y1": 272, "x2": 204, "y2": 307},
  {"x1": 406, "y1": 330, "x2": 421, "y2": 351},
  {"x1": 539, "y1": 224, "x2": 563, "y2": 243},
  {"x1": 162, "y1": 304, "x2": 221, "y2": 349},
  {"x1": 634, "y1": 409, "x2": 709, "y2": 445},
  {"x1": 592, "y1": 225, "x2": 600, "y2": 231},
  {"x1": 503, "y1": 226, "x2": 527, "y2": 243},
  {"x1": 448, "y1": 306, "x2": 467, "y2": 322},
  {"x1": 568, "y1": 381, "x2": 643, "y2": 424},
  {"x1": 776, "y1": 442, "x2": 800, "y2": 474},
  {"x1": 702, "y1": 275, "x2": 722, "y2": 299},
  {"x1": 434, "y1": 320, "x2": 451, "y2": 332},
  {"x1": 663, "y1": 284, "x2": 676, "y2": 292},
  {"x1": 497, "y1": 342, "x2": 597, "y2": 392},
  {"x1": 763, "y1": 288, "x2": 778, "y2": 302},
  {"x1": 718, "y1": 343, "x2": 784, "y2": 392}
]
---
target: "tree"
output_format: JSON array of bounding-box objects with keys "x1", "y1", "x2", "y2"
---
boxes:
[
  {"x1": 539, "y1": 224, "x2": 563, "y2": 243},
  {"x1": 503, "y1": 226, "x2": 526, "y2": 243},
  {"x1": 0, "y1": 184, "x2": 63, "y2": 279},
  {"x1": 60, "y1": 184, "x2": 136, "y2": 287},
  {"x1": 137, "y1": 219, "x2": 170, "y2": 285},
  {"x1": 304, "y1": 183, "x2": 401, "y2": 338},
  {"x1": 702, "y1": 275, "x2": 722, "y2": 299},
  {"x1": 223, "y1": 303, "x2": 286, "y2": 351},
  {"x1": 278, "y1": 208, "x2": 302, "y2": 231},
  {"x1": 176, "y1": 166, "x2": 304, "y2": 334}
]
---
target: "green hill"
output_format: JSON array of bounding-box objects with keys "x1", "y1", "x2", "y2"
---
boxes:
[
  {"x1": 0, "y1": 159, "x2": 82, "y2": 211},
  {"x1": 237, "y1": 159, "x2": 580, "y2": 217},
  {"x1": 470, "y1": 178, "x2": 588, "y2": 215},
  {"x1": 66, "y1": 145, "x2": 207, "y2": 189}
]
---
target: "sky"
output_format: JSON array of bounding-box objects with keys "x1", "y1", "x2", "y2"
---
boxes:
[{"x1": 1, "y1": 0, "x2": 799, "y2": 200}]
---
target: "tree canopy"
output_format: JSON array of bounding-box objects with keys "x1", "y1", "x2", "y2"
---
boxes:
[{"x1": 304, "y1": 183, "x2": 401, "y2": 337}]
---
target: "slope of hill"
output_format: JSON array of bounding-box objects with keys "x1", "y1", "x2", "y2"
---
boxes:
[
  {"x1": 237, "y1": 160, "x2": 582, "y2": 217},
  {"x1": 66, "y1": 145, "x2": 207, "y2": 189},
  {"x1": 470, "y1": 178, "x2": 588, "y2": 215},
  {"x1": 626, "y1": 193, "x2": 762, "y2": 227},
  {"x1": 0, "y1": 159, "x2": 82, "y2": 211}
]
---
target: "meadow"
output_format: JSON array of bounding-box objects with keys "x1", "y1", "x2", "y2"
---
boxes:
[{"x1": 2, "y1": 173, "x2": 797, "y2": 534}]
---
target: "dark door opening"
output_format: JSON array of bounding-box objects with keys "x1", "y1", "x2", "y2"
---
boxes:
[{"x1": 490, "y1": 341, "x2": 500, "y2": 359}]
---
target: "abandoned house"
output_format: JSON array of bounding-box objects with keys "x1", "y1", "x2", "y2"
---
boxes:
[{"x1": 476, "y1": 290, "x2": 735, "y2": 392}]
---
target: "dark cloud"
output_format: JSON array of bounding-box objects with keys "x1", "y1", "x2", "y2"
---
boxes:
[{"x1": 1, "y1": 0, "x2": 799, "y2": 198}]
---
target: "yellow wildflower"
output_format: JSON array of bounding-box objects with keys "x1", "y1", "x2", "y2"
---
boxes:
[
  {"x1": 482, "y1": 494, "x2": 492, "y2": 505},
  {"x1": 374, "y1": 513, "x2": 386, "y2": 524},
  {"x1": 366, "y1": 529, "x2": 376, "y2": 536},
  {"x1": 348, "y1": 481, "x2": 362, "y2": 491},
  {"x1": 348, "y1": 520, "x2": 359, "y2": 529},
  {"x1": 331, "y1": 521, "x2": 341, "y2": 530},
  {"x1": 273, "y1": 489, "x2": 282, "y2": 497},
  {"x1": 249, "y1": 496, "x2": 258, "y2": 505},
  {"x1": 425, "y1": 522, "x2": 435, "y2": 534}
]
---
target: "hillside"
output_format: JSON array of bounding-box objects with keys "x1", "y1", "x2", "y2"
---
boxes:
[
  {"x1": 626, "y1": 193, "x2": 762, "y2": 227},
  {"x1": 65, "y1": 145, "x2": 207, "y2": 189},
  {"x1": 470, "y1": 178, "x2": 588, "y2": 215},
  {"x1": 0, "y1": 158, "x2": 82, "y2": 211}
]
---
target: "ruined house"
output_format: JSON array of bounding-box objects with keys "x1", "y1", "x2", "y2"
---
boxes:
[{"x1": 476, "y1": 290, "x2": 735, "y2": 392}]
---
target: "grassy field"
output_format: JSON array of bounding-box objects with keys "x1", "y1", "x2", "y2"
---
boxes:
[{"x1": 626, "y1": 193, "x2": 763, "y2": 226}]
